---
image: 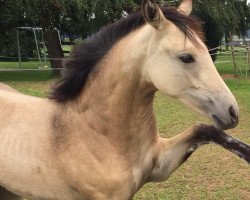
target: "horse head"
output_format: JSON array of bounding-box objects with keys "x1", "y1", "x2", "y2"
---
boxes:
[{"x1": 141, "y1": 0, "x2": 239, "y2": 130}]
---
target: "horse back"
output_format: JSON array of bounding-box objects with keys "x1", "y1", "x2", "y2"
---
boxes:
[
  {"x1": 0, "y1": 90, "x2": 77, "y2": 199},
  {"x1": 0, "y1": 83, "x2": 19, "y2": 93}
]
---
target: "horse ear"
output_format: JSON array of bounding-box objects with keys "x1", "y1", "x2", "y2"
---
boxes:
[
  {"x1": 142, "y1": 0, "x2": 164, "y2": 29},
  {"x1": 178, "y1": 0, "x2": 192, "y2": 15}
]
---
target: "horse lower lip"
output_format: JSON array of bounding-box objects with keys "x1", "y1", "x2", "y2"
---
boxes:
[
  {"x1": 212, "y1": 115, "x2": 225, "y2": 130},
  {"x1": 212, "y1": 115, "x2": 238, "y2": 130}
]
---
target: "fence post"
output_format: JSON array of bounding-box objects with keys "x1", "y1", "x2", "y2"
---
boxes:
[
  {"x1": 41, "y1": 29, "x2": 47, "y2": 63},
  {"x1": 247, "y1": 44, "x2": 250, "y2": 71},
  {"x1": 16, "y1": 29, "x2": 21, "y2": 68},
  {"x1": 230, "y1": 44, "x2": 237, "y2": 77},
  {"x1": 247, "y1": 45, "x2": 250, "y2": 80},
  {"x1": 32, "y1": 28, "x2": 42, "y2": 68}
]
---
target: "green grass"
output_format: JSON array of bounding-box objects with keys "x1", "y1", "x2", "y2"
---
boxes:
[
  {"x1": 0, "y1": 54, "x2": 250, "y2": 199},
  {"x1": 0, "y1": 71, "x2": 54, "y2": 82},
  {"x1": 0, "y1": 45, "x2": 71, "y2": 70},
  {"x1": 135, "y1": 79, "x2": 250, "y2": 200},
  {"x1": 62, "y1": 45, "x2": 72, "y2": 57},
  {"x1": 62, "y1": 45, "x2": 72, "y2": 52},
  {"x1": 215, "y1": 49, "x2": 249, "y2": 76},
  {"x1": 0, "y1": 61, "x2": 51, "y2": 69}
]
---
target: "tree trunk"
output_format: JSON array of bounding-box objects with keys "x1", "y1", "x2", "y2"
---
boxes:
[
  {"x1": 225, "y1": 33, "x2": 231, "y2": 51},
  {"x1": 43, "y1": 29, "x2": 64, "y2": 76}
]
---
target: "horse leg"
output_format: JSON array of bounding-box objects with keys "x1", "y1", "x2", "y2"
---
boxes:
[
  {"x1": 0, "y1": 187, "x2": 23, "y2": 200},
  {"x1": 149, "y1": 124, "x2": 250, "y2": 182}
]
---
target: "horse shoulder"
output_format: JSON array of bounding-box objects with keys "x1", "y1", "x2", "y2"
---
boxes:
[
  {"x1": 50, "y1": 121, "x2": 133, "y2": 198},
  {"x1": 50, "y1": 117, "x2": 158, "y2": 199}
]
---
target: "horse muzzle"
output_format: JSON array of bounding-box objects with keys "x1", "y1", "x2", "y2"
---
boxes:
[
  {"x1": 211, "y1": 105, "x2": 239, "y2": 130},
  {"x1": 178, "y1": 88, "x2": 239, "y2": 130}
]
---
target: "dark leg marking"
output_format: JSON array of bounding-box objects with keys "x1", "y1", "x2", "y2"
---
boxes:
[
  {"x1": 0, "y1": 186, "x2": 22, "y2": 200},
  {"x1": 191, "y1": 124, "x2": 250, "y2": 164}
]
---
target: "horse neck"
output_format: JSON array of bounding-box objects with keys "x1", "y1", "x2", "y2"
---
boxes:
[{"x1": 74, "y1": 30, "x2": 158, "y2": 142}]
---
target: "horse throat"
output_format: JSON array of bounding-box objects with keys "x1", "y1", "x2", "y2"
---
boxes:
[
  {"x1": 52, "y1": 32, "x2": 158, "y2": 154},
  {"x1": 78, "y1": 37, "x2": 157, "y2": 140}
]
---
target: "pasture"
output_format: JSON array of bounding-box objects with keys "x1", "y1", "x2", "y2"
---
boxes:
[{"x1": 0, "y1": 56, "x2": 250, "y2": 199}]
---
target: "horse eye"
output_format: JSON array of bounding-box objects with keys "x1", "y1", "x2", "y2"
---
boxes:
[{"x1": 179, "y1": 53, "x2": 195, "y2": 64}]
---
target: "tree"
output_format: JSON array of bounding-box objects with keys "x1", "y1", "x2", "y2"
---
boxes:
[
  {"x1": 22, "y1": 0, "x2": 65, "y2": 75},
  {"x1": 192, "y1": 0, "x2": 250, "y2": 51},
  {"x1": 234, "y1": 0, "x2": 250, "y2": 39},
  {"x1": 1, "y1": 0, "x2": 249, "y2": 66},
  {"x1": 1, "y1": 0, "x2": 137, "y2": 72},
  {"x1": 60, "y1": 0, "x2": 137, "y2": 40},
  {"x1": 60, "y1": 0, "x2": 93, "y2": 40},
  {"x1": 194, "y1": 9, "x2": 223, "y2": 61},
  {"x1": 0, "y1": 0, "x2": 38, "y2": 58}
]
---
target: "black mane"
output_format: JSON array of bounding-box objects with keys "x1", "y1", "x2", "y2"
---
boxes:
[{"x1": 50, "y1": 7, "x2": 203, "y2": 102}]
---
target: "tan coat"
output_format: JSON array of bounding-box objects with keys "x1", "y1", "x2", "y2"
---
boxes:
[{"x1": 0, "y1": 1, "x2": 244, "y2": 199}]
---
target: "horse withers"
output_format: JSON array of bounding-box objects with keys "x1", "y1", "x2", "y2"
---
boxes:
[{"x1": 0, "y1": 0, "x2": 249, "y2": 200}]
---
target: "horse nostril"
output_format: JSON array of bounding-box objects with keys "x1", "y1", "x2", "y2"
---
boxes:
[{"x1": 229, "y1": 106, "x2": 238, "y2": 123}]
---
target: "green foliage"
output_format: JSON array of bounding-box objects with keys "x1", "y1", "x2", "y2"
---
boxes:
[
  {"x1": 192, "y1": 0, "x2": 250, "y2": 39},
  {"x1": 0, "y1": 0, "x2": 39, "y2": 58},
  {"x1": 0, "y1": 0, "x2": 249, "y2": 59},
  {"x1": 193, "y1": 5, "x2": 223, "y2": 61},
  {"x1": 185, "y1": 0, "x2": 249, "y2": 60},
  {"x1": 234, "y1": 0, "x2": 250, "y2": 37},
  {"x1": 60, "y1": 0, "x2": 137, "y2": 39},
  {"x1": 23, "y1": 0, "x2": 63, "y2": 30},
  {"x1": 88, "y1": 0, "x2": 136, "y2": 33},
  {"x1": 0, "y1": 0, "x2": 23, "y2": 31}
]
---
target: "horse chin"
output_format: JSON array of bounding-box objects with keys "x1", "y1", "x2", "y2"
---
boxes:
[
  {"x1": 211, "y1": 115, "x2": 226, "y2": 130},
  {"x1": 211, "y1": 114, "x2": 238, "y2": 131}
]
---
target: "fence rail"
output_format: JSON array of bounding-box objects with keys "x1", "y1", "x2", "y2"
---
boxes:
[{"x1": 0, "y1": 43, "x2": 249, "y2": 79}]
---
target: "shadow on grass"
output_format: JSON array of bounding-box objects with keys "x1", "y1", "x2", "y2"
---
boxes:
[{"x1": 0, "y1": 71, "x2": 59, "y2": 82}]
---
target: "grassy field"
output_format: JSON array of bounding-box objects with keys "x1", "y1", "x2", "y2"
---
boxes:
[
  {"x1": 0, "y1": 55, "x2": 250, "y2": 199},
  {"x1": 135, "y1": 78, "x2": 250, "y2": 200},
  {"x1": 215, "y1": 48, "x2": 249, "y2": 76}
]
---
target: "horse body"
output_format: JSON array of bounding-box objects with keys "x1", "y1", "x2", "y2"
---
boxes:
[
  {"x1": 0, "y1": 41, "x2": 159, "y2": 199},
  {"x1": 0, "y1": 0, "x2": 246, "y2": 199},
  {"x1": 0, "y1": 26, "x2": 187, "y2": 199},
  {"x1": 0, "y1": 70, "x2": 158, "y2": 199},
  {"x1": 0, "y1": 92, "x2": 79, "y2": 199},
  {"x1": 0, "y1": 83, "x2": 18, "y2": 93},
  {"x1": 48, "y1": 38, "x2": 160, "y2": 199}
]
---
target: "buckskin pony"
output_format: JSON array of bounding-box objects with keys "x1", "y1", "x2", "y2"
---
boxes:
[{"x1": 0, "y1": 0, "x2": 249, "y2": 199}]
